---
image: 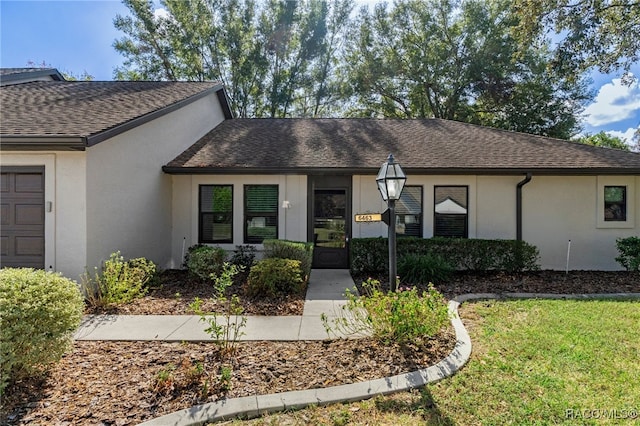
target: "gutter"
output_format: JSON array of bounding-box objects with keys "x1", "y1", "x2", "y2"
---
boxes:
[{"x1": 516, "y1": 173, "x2": 532, "y2": 241}]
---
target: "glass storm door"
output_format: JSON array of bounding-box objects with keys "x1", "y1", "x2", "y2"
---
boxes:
[{"x1": 312, "y1": 189, "x2": 349, "y2": 268}]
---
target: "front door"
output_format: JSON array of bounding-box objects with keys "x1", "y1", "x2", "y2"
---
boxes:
[{"x1": 309, "y1": 176, "x2": 351, "y2": 268}]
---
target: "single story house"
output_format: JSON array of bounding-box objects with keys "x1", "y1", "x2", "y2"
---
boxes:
[{"x1": 2, "y1": 69, "x2": 639, "y2": 279}]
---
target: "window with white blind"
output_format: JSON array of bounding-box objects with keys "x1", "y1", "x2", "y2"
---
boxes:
[
  {"x1": 244, "y1": 185, "x2": 278, "y2": 243},
  {"x1": 396, "y1": 186, "x2": 422, "y2": 237},
  {"x1": 199, "y1": 185, "x2": 233, "y2": 243},
  {"x1": 434, "y1": 186, "x2": 468, "y2": 238}
]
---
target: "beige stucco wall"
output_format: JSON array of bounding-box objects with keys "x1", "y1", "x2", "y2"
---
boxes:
[
  {"x1": 0, "y1": 151, "x2": 87, "y2": 280},
  {"x1": 170, "y1": 174, "x2": 308, "y2": 267},
  {"x1": 523, "y1": 175, "x2": 639, "y2": 270},
  {"x1": 352, "y1": 174, "x2": 638, "y2": 270},
  {"x1": 86, "y1": 92, "x2": 227, "y2": 272}
]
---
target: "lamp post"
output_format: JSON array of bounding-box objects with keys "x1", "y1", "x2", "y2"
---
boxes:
[{"x1": 376, "y1": 154, "x2": 406, "y2": 292}]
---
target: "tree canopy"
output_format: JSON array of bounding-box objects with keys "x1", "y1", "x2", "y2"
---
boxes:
[
  {"x1": 113, "y1": 0, "x2": 598, "y2": 139},
  {"x1": 575, "y1": 131, "x2": 630, "y2": 150},
  {"x1": 512, "y1": 0, "x2": 640, "y2": 82}
]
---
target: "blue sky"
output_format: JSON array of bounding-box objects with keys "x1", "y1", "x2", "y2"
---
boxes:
[{"x1": 1, "y1": 0, "x2": 639, "y2": 144}]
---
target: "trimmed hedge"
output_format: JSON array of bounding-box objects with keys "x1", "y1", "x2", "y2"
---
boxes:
[
  {"x1": 0, "y1": 268, "x2": 84, "y2": 394},
  {"x1": 351, "y1": 237, "x2": 540, "y2": 274},
  {"x1": 263, "y1": 239, "x2": 314, "y2": 281}
]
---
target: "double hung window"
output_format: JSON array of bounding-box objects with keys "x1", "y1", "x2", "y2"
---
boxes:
[
  {"x1": 434, "y1": 186, "x2": 468, "y2": 238},
  {"x1": 244, "y1": 185, "x2": 278, "y2": 243},
  {"x1": 396, "y1": 186, "x2": 422, "y2": 237},
  {"x1": 199, "y1": 185, "x2": 233, "y2": 243}
]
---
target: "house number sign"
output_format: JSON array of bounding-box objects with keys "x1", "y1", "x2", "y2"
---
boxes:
[{"x1": 354, "y1": 213, "x2": 383, "y2": 222}]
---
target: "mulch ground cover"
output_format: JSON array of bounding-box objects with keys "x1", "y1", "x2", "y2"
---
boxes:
[{"x1": 2, "y1": 270, "x2": 638, "y2": 425}]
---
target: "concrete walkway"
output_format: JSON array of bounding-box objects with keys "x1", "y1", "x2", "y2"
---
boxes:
[{"x1": 74, "y1": 269, "x2": 359, "y2": 342}]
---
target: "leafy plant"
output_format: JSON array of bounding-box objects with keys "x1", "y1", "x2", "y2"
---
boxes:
[
  {"x1": 190, "y1": 262, "x2": 246, "y2": 357},
  {"x1": 0, "y1": 268, "x2": 84, "y2": 394},
  {"x1": 218, "y1": 364, "x2": 233, "y2": 393},
  {"x1": 230, "y1": 244, "x2": 257, "y2": 270},
  {"x1": 152, "y1": 363, "x2": 176, "y2": 394},
  {"x1": 83, "y1": 251, "x2": 156, "y2": 307},
  {"x1": 185, "y1": 244, "x2": 227, "y2": 281},
  {"x1": 615, "y1": 236, "x2": 640, "y2": 271},
  {"x1": 263, "y1": 239, "x2": 314, "y2": 281},
  {"x1": 323, "y1": 278, "x2": 451, "y2": 345},
  {"x1": 246, "y1": 258, "x2": 305, "y2": 297},
  {"x1": 398, "y1": 253, "x2": 454, "y2": 284}
]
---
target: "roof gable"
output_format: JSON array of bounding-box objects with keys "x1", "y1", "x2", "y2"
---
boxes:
[
  {"x1": 164, "y1": 118, "x2": 640, "y2": 175},
  {"x1": 0, "y1": 79, "x2": 230, "y2": 150}
]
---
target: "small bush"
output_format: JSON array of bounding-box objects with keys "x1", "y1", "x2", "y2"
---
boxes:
[
  {"x1": 84, "y1": 251, "x2": 156, "y2": 306},
  {"x1": 0, "y1": 268, "x2": 84, "y2": 394},
  {"x1": 323, "y1": 278, "x2": 450, "y2": 345},
  {"x1": 398, "y1": 253, "x2": 454, "y2": 284},
  {"x1": 186, "y1": 245, "x2": 227, "y2": 281},
  {"x1": 246, "y1": 258, "x2": 305, "y2": 297},
  {"x1": 230, "y1": 244, "x2": 257, "y2": 270},
  {"x1": 263, "y1": 239, "x2": 314, "y2": 281},
  {"x1": 615, "y1": 236, "x2": 640, "y2": 271}
]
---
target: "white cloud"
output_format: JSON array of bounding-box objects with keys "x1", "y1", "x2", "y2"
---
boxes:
[
  {"x1": 608, "y1": 127, "x2": 638, "y2": 145},
  {"x1": 153, "y1": 8, "x2": 169, "y2": 20},
  {"x1": 584, "y1": 76, "x2": 640, "y2": 127}
]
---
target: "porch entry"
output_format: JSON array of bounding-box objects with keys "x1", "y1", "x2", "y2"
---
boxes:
[{"x1": 308, "y1": 175, "x2": 351, "y2": 269}]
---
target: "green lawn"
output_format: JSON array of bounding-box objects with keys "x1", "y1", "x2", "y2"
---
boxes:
[{"x1": 227, "y1": 299, "x2": 640, "y2": 425}]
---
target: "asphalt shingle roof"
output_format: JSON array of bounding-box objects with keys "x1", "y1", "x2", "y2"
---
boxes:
[
  {"x1": 165, "y1": 118, "x2": 640, "y2": 174},
  {"x1": 1, "y1": 80, "x2": 220, "y2": 145}
]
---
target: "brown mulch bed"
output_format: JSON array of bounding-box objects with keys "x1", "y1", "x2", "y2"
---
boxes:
[
  {"x1": 3, "y1": 270, "x2": 639, "y2": 425},
  {"x1": 354, "y1": 270, "x2": 640, "y2": 298},
  {"x1": 85, "y1": 269, "x2": 305, "y2": 316},
  {"x1": 2, "y1": 332, "x2": 455, "y2": 425}
]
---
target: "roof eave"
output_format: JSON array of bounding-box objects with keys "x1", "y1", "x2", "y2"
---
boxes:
[
  {"x1": 162, "y1": 166, "x2": 640, "y2": 175},
  {"x1": 0, "y1": 135, "x2": 86, "y2": 151}
]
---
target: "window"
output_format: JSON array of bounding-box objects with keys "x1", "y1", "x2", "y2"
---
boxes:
[
  {"x1": 434, "y1": 186, "x2": 468, "y2": 237},
  {"x1": 199, "y1": 185, "x2": 233, "y2": 243},
  {"x1": 604, "y1": 186, "x2": 626, "y2": 221},
  {"x1": 396, "y1": 186, "x2": 422, "y2": 237},
  {"x1": 244, "y1": 185, "x2": 278, "y2": 243}
]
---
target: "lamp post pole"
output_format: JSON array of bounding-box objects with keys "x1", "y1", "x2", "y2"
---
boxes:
[
  {"x1": 388, "y1": 198, "x2": 397, "y2": 292},
  {"x1": 376, "y1": 153, "x2": 406, "y2": 293}
]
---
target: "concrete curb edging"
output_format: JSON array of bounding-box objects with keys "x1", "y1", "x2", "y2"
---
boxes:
[{"x1": 138, "y1": 292, "x2": 640, "y2": 426}]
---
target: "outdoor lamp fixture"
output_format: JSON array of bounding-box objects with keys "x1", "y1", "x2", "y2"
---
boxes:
[{"x1": 376, "y1": 154, "x2": 406, "y2": 292}]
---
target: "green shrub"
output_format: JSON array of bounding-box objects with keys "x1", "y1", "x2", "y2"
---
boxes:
[
  {"x1": 230, "y1": 244, "x2": 257, "y2": 270},
  {"x1": 84, "y1": 251, "x2": 156, "y2": 307},
  {"x1": 246, "y1": 258, "x2": 305, "y2": 297},
  {"x1": 186, "y1": 245, "x2": 227, "y2": 281},
  {"x1": 0, "y1": 268, "x2": 84, "y2": 394},
  {"x1": 323, "y1": 278, "x2": 450, "y2": 345},
  {"x1": 263, "y1": 239, "x2": 314, "y2": 281},
  {"x1": 615, "y1": 236, "x2": 640, "y2": 271},
  {"x1": 398, "y1": 253, "x2": 454, "y2": 284},
  {"x1": 351, "y1": 237, "x2": 540, "y2": 275}
]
